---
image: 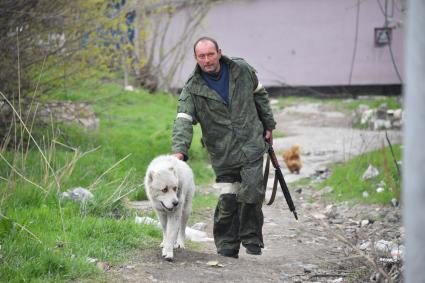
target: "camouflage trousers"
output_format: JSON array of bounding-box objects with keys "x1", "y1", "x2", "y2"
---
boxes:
[{"x1": 213, "y1": 157, "x2": 265, "y2": 252}]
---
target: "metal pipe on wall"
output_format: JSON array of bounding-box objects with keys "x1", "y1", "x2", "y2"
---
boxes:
[{"x1": 403, "y1": 0, "x2": 425, "y2": 282}]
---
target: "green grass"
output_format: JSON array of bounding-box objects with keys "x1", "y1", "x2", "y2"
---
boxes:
[
  {"x1": 189, "y1": 191, "x2": 218, "y2": 225},
  {"x1": 0, "y1": 188, "x2": 162, "y2": 283},
  {"x1": 192, "y1": 192, "x2": 217, "y2": 212},
  {"x1": 272, "y1": 130, "x2": 285, "y2": 139},
  {"x1": 1, "y1": 82, "x2": 403, "y2": 281},
  {"x1": 0, "y1": 81, "x2": 214, "y2": 282},
  {"x1": 314, "y1": 145, "x2": 401, "y2": 204},
  {"x1": 338, "y1": 96, "x2": 402, "y2": 111},
  {"x1": 276, "y1": 95, "x2": 401, "y2": 112}
]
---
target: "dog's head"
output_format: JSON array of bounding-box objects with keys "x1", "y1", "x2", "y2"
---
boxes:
[
  {"x1": 147, "y1": 166, "x2": 180, "y2": 211},
  {"x1": 291, "y1": 144, "x2": 301, "y2": 156}
]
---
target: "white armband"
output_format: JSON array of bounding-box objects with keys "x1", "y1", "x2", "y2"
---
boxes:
[
  {"x1": 254, "y1": 82, "x2": 264, "y2": 94},
  {"x1": 176, "y1": 113, "x2": 193, "y2": 122},
  {"x1": 215, "y1": 182, "x2": 241, "y2": 195}
]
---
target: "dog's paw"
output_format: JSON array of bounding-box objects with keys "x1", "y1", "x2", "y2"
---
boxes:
[
  {"x1": 159, "y1": 241, "x2": 164, "y2": 248},
  {"x1": 174, "y1": 241, "x2": 185, "y2": 249},
  {"x1": 162, "y1": 250, "x2": 174, "y2": 261}
]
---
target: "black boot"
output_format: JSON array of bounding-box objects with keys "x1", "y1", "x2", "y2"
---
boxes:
[
  {"x1": 245, "y1": 244, "x2": 262, "y2": 255},
  {"x1": 218, "y1": 249, "x2": 239, "y2": 258}
]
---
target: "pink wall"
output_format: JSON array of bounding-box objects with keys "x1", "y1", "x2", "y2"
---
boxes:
[{"x1": 162, "y1": 0, "x2": 405, "y2": 88}]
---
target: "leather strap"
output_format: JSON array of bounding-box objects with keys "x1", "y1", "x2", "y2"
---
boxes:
[
  {"x1": 264, "y1": 154, "x2": 278, "y2": 205},
  {"x1": 263, "y1": 154, "x2": 270, "y2": 192},
  {"x1": 267, "y1": 175, "x2": 279, "y2": 205}
]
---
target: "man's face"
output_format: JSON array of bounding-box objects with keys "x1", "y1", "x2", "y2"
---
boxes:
[{"x1": 194, "y1": 40, "x2": 222, "y2": 74}]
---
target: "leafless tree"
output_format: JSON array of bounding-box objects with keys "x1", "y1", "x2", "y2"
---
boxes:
[{"x1": 126, "y1": 0, "x2": 212, "y2": 93}]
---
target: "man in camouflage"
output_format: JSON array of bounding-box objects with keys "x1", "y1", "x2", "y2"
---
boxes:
[{"x1": 172, "y1": 37, "x2": 276, "y2": 258}]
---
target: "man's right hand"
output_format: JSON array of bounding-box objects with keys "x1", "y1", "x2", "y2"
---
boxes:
[
  {"x1": 175, "y1": 153, "x2": 185, "y2": 160},
  {"x1": 264, "y1": 130, "x2": 273, "y2": 145}
]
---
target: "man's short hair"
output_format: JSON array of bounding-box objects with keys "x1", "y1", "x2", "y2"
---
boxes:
[{"x1": 193, "y1": 37, "x2": 219, "y2": 55}]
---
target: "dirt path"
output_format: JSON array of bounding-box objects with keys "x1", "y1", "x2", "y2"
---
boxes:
[{"x1": 109, "y1": 101, "x2": 403, "y2": 283}]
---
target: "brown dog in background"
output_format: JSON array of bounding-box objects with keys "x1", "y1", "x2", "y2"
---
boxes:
[{"x1": 283, "y1": 144, "x2": 302, "y2": 174}]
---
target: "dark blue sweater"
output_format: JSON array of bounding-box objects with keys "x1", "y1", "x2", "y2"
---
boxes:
[{"x1": 201, "y1": 61, "x2": 230, "y2": 105}]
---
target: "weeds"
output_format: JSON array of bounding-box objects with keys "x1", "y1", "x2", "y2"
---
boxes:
[
  {"x1": 0, "y1": 79, "x2": 216, "y2": 281},
  {"x1": 316, "y1": 144, "x2": 401, "y2": 204}
]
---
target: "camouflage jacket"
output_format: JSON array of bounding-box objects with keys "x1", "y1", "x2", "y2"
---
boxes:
[{"x1": 172, "y1": 56, "x2": 276, "y2": 174}]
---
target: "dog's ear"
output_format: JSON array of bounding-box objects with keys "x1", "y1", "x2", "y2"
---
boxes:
[{"x1": 148, "y1": 171, "x2": 155, "y2": 184}]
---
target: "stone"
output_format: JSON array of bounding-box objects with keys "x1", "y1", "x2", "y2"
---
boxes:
[
  {"x1": 373, "y1": 119, "x2": 392, "y2": 130},
  {"x1": 360, "y1": 219, "x2": 370, "y2": 227},
  {"x1": 362, "y1": 165, "x2": 379, "y2": 180},
  {"x1": 360, "y1": 109, "x2": 374, "y2": 125},
  {"x1": 376, "y1": 103, "x2": 388, "y2": 119},
  {"x1": 315, "y1": 166, "x2": 328, "y2": 174},
  {"x1": 376, "y1": 187, "x2": 384, "y2": 193},
  {"x1": 324, "y1": 205, "x2": 338, "y2": 219},
  {"x1": 60, "y1": 187, "x2": 94, "y2": 203},
  {"x1": 135, "y1": 216, "x2": 213, "y2": 242},
  {"x1": 330, "y1": 218, "x2": 344, "y2": 224},
  {"x1": 32, "y1": 101, "x2": 99, "y2": 131},
  {"x1": 391, "y1": 198, "x2": 398, "y2": 207},
  {"x1": 280, "y1": 272, "x2": 290, "y2": 280},
  {"x1": 375, "y1": 239, "x2": 394, "y2": 253},
  {"x1": 385, "y1": 212, "x2": 399, "y2": 223},
  {"x1": 393, "y1": 109, "x2": 403, "y2": 120},
  {"x1": 312, "y1": 213, "x2": 326, "y2": 220},
  {"x1": 125, "y1": 85, "x2": 135, "y2": 91},
  {"x1": 135, "y1": 216, "x2": 160, "y2": 226},
  {"x1": 392, "y1": 120, "x2": 403, "y2": 129},
  {"x1": 370, "y1": 272, "x2": 382, "y2": 282},
  {"x1": 186, "y1": 227, "x2": 214, "y2": 242},
  {"x1": 302, "y1": 263, "x2": 318, "y2": 273},
  {"x1": 359, "y1": 241, "x2": 371, "y2": 250}
]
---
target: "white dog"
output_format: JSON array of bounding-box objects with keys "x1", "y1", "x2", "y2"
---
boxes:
[{"x1": 144, "y1": 155, "x2": 195, "y2": 261}]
